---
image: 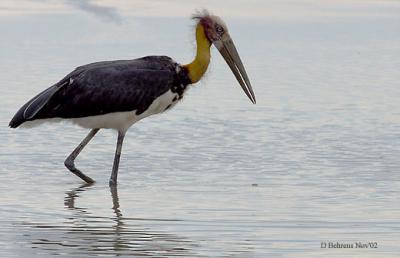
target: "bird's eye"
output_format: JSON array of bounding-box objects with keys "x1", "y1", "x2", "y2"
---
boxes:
[{"x1": 215, "y1": 25, "x2": 224, "y2": 35}]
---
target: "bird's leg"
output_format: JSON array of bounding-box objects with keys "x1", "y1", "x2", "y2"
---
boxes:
[
  {"x1": 109, "y1": 184, "x2": 122, "y2": 218},
  {"x1": 109, "y1": 131, "x2": 125, "y2": 186},
  {"x1": 64, "y1": 128, "x2": 100, "y2": 184}
]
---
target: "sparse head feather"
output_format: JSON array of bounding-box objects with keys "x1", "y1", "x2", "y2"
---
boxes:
[
  {"x1": 192, "y1": 10, "x2": 229, "y2": 42},
  {"x1": 191, "y1": 9, "x2": 211, "y2": 20}
]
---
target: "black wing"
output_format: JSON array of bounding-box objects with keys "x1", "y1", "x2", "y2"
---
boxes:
[{"x1": 9, "y1": 56, "x2": 180, "y2": 128}]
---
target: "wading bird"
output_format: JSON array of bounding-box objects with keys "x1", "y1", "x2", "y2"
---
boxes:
[{"x1": 9, "y1": 11, "x2": 256, "y2": 185}]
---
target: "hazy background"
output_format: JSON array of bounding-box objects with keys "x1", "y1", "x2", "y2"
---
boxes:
[{"x1": 0, "y1": 0, "x2": 399, "y2": 257}]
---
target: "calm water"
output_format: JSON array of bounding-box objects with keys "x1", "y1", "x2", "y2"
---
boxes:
[{"x1": 1, "y1": 7, "x2": 400, "y2": 258}]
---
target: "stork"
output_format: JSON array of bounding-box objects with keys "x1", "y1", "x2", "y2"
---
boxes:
[{"x1": 9, "y1": 11, "x2": 256, "y2": 186}]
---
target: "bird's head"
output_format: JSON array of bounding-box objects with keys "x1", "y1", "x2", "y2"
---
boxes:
[
  {"x1": 197, "y1": 14, "x2": 229, "y2": 43},
  {"x1": 194, "y1": 11, "x2": 256, "y2": 104}
]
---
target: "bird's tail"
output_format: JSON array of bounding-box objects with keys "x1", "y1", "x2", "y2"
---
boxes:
[
  {"x1": 9, "y1": 113, "x2": 24, "y2": 128},
  {"x1": 9, "y1": 85, "x2": 61, "y2": 128}
]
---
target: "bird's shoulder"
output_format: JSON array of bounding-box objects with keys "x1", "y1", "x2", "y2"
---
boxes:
[
  {"x1": 54, "y1": 56, "x2": 185, "y2": 89},
  {"x1": 71, "y1": 55, "x2": 178, "y2": 76}
]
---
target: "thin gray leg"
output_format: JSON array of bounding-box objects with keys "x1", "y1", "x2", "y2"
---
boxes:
[
  {"x1": 109, "y1": 131, "x2": 125, "y2": 186},
  {"x1": 109, "y1": 184, "x2": 122, "y2": 218},
  {"x1": 64, "y1": 128, "x2": 100, "y2": 184}
]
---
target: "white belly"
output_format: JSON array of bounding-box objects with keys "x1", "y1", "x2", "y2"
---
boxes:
[{"x1": 22, "y1": 89, "x2": 182, "y2": 132}]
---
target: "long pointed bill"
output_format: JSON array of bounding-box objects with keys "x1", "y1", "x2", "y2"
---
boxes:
[{"x1": 214, "y1": 36, "x2": 256, "y2": 104}]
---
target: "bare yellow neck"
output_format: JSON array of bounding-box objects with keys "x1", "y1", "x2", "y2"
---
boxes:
[{"x1": 183, "y1": 24, "x2": 211, "y2": 83}]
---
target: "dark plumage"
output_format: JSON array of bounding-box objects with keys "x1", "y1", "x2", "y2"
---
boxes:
[{"x1": 9, "y1": 56, "x2": 190, "y2": 128}]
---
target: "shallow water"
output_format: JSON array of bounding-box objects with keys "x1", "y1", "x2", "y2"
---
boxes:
[{"x1": 1, "y1": 5, "x2": 400, "y2": 258}]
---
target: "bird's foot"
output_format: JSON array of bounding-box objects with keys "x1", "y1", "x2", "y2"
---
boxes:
[{"x1": 64, "y1": 158, "x2": 95, "y2": 184}]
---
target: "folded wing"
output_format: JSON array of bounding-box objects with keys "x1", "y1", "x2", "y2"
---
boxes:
[{"x1": 9, "y1": 56, "x2": 179, "y2": 128}]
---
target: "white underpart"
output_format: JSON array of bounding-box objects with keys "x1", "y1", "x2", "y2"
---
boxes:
[{"x1": 22, "y1": 89, "x2": 183, "y2": 133}]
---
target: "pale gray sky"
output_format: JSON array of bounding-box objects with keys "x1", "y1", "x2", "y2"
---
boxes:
[{"x1": 1, "y1": 0, "x2": 399, "y2": 22}]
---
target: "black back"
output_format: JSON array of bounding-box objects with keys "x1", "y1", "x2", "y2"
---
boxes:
[{"x1": 9, "y1": 56, "x2": 191, "y2": 128}]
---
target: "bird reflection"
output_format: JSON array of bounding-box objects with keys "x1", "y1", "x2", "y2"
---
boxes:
[
  {"x1": 109, "y1": 184, "x2": 125, "y2": 252},
  {"x1": 23, "y1": 183, "x2": 197, "y2": 257},
  {"x1": 64, "y1": 182, "x2": 93, "y2": 210}
]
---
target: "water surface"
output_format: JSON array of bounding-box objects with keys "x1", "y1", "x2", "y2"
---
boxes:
[{"x1": 1, "y1": 5, "x2": 400, "y2": 257}]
